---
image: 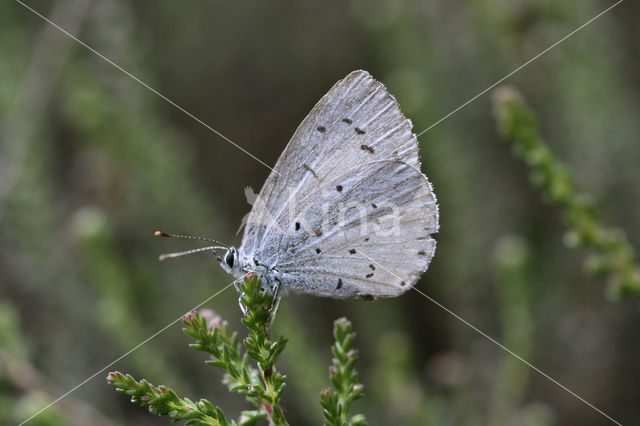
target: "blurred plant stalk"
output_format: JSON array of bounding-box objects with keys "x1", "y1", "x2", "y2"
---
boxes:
[
  {"x1": 489, "y1": 236, "x2": 553, "y2": 426},
  {"x1": 0, "y1": 0, "x2": 91, "y2": 220},
  {"x1": 0, "y1": 301, "x2": 116, "y2": 425},
  {"x1": 493, "y1": 86, "x2": 640, "y2": 300}
]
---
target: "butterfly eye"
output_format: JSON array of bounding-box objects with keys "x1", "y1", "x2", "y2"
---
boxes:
[{"x1": 225, "y1": 251, "x2": 235, "y2": 268}]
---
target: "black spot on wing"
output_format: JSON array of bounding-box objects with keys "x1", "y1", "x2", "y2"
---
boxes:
[
  {"x1": 369, "y1": 264, "x2": 375, "y2": 270},
  {"x1": 336, "y1": 278, "x2": 343, "y2": 289},
  {"x1": 315, "y1": 248, "x2": 321, "y2": 254},
  {"x1": 360, "y1": 144, "x2": 374, "y2": 153},
  {"x1": 366, "y1": 273, "x2": 374, "y2": 278},
  {"x1": 302, "y1": 163, "x2": 319, "y2": 178},
  {"x1": 418, "y1": 250, "x2": 426, "y2": 256},
  {"x1": 336, "y1": 185, "x2": 343, "y2": 192},
  {"x1": 349, "y1": 249, "x2": 356, "y2": 254},
  {"x1": 371, "y1": 203, "x2": 378, "y2": 209},
  {"x1": 295, "y1": 222, "x2": 301, "y2": 231},
  {"x1": 355, "y1": 127, "x2": 366, "y2": 134},
  {"x1": 317, "y1": 126, "x2": 326, "y2": 133},
  {"x1": 342, "y1": 118, "x2": 353, "y2": 124}
]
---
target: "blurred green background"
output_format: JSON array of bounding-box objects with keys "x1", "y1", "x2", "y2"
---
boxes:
[{"x1": 1, "y1": 0, "x2": 639, "y2": 424}]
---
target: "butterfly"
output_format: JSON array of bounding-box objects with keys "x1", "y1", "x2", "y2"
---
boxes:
[{"x1": 158, "y1": 70, "x2": 438, "y2": 311}]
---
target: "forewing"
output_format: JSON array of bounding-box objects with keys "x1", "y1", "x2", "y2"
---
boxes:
[
  {"x1": 241, "y1": 70, "x2": 424, "y2": 260},
  {"x1": 240, "y1": 70, "x2": 438, "y2": 297}
]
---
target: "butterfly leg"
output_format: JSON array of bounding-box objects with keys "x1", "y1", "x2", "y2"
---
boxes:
[
  {"x1": 267, "y1": 281, "x2": 282, "y2": 332},
  {"x1": 233, "y1": 277, "x2": 248, "y2": 316}
]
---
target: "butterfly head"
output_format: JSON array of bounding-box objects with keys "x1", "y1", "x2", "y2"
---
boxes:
[{"x1": 219, "y1": 247, "x2": 242, "y2": 276}]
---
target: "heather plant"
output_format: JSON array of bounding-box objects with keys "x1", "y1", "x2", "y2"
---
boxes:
[
  {"x1": 493, "y1": 86, "x2": 640, "y2": 300},
  {"x1": 107, "y1": 274, "x2": 366, "y2": 425}
]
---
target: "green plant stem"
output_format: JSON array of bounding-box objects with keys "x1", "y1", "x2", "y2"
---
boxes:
[
  {"x1": 182, "y1": 274, "x2": 288, "y2": 425},
  {"x1": 239, "y1": 274, "x2": 289, "y2": 425},
  {"x1": 489, "y1": 236, "x2": 540, "y2": 426},
  {"x1": 493, "y1": 86, "x2": 640, "y2": 299},
  {"x1": 108, "y1": 275, "x2": 368, "y2": 425},
  {"x1": 321, "y1": 318, "x2": 366, "y2": 426},
  {"x1": 106, "y1": 372, "x2": 229, "y2": 426},
  {"x1": 107, "y1": 274, "x2": 287, "y2": 425}
]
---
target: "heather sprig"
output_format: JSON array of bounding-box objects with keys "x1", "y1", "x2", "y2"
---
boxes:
[
  {"x1": 107, "y1": 274, "x2": 293, "y2": 425},
  {"x1": 321, "y1": 318, "x2": 366, "y2": 426},
  {"x1": 182, "y1": 309, "x2": 263, "y2": 406},
  {"x1": 108, "y1": 274, "x2": 367, "y2": 425},
  {"x1": 239, "y1": 275, "x2": 289, "y2": 424},
  {"x1": 493, "y1": 86, "x2": 640, "y2": 299},
  {"x1": 106, "y1": 371, "x2": 231, "y2": 426},
  {"x1": 183, "y1": 274, "x2": 288, "y2": 424}
]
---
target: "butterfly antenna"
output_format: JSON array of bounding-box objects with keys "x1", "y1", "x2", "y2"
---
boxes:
[
  {"x1": 154, "y1": 230, "x2": 228, "y2": 248},
  {"x1": 158, "y1": 245, "x2": 227, "y2": 261}
]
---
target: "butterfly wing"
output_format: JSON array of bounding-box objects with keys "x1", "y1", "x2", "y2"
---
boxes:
[
  {"x1": 241, "y1": 70, "x2": 438, "y2": 297},
  {"x1": 276, "y1": 160, "x2": 437, "y2": 297}
]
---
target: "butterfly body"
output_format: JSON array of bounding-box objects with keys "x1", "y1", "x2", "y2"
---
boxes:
[{"x1": 217, "y1": 247, "x2": 283, "y2": 295}]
